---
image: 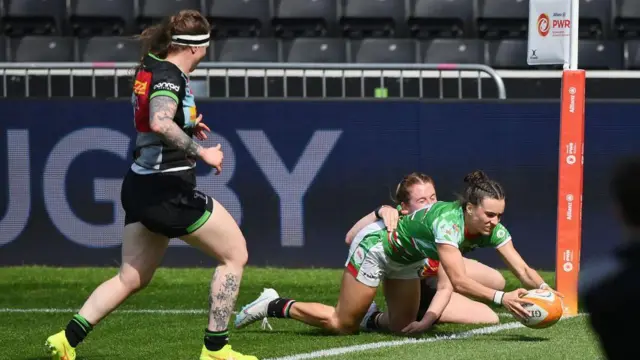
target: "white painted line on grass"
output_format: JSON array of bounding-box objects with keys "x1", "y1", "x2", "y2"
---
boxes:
[
  {"x1": 266, "y1": 314, "x2": 585, "y2": 360},
  {"x1": 0, "y1": 308, "x2": 208, "y2": 314},
  {"x1": 266, "y1": 322, "x2": 524, "y2": 360}
]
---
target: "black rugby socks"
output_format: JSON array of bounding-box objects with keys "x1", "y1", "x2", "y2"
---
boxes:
[
  {"x1": 64, "y1": 314, "x2": 93, "y2": 347},
  {"x1": 366, "y1": 311, "x2": 382, "y2": 330},
  {"x1": 267, "y1": 298, "x2": 296, "y2": 318},
  {"x1": 204, "y1": 329, "x2": 229, "y2": 351}
]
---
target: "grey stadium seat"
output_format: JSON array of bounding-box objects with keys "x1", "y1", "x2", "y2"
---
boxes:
[
  {"x1": 0, "y1": 36, "x2": 6, "y2": 62},
  {"x1": 2, "y1": 0, "x2": 67, "y2": 36},
  {"x1": 10, "y1": 36, "x2": 74, "y2": 62},
  {"x1": 340, "y1": 0, "x2": 408, "y2": 38},
  {"x1": 273, "y1": 0, "x2": 338, "y2": 38},
  {"x1": 487, "y1": 39, "x2": 528, "y2": 69},
  {"x1": 78, "y1": 37, "x2": 140, "y2": 62},
  {"x1": 625, "y1": 40, "x2": 640, "y2": 69},
  {"x1": 212, "y1": 38, "x2": 278, "y2": 62},
  {"x1": 282, "y1": 38, "x2": 346, "y2": 63},
  {"x1": 408, "y1": 0, "x2": 475, "y2": 39},
  {"x1": 137, "y1": 0, "x2": 204, "y2": 33},
  {"x1": 578, "y1": 0, "x2": 612, "y2": 39},
  {"x1": 69, "y1": 0, "x2": 135, "y2": 37},
  {"x1": 207, "y1": 0, "x2": 272, "y2": 37},
  {"x1": 615, "y1": 0, "x2": 640, "y2": 39},
  {"x1": 422, "y1": 39, "x2": 484, "y2": 64},
  {"x1": 349, "y1": 38, "x2": 416, "y2": 63},
  {"x1": 578, "y1": 40, "x2": 623, "y2": 70},
  {"x1": 477, "y1": 0, "x2": 530, "y2": 39}
]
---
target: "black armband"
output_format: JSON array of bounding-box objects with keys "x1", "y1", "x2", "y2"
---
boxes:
[{"x1": 374, "y1": 206, "x2": 383, "y2": 220}]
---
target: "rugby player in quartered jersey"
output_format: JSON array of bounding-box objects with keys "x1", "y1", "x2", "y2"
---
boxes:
[
  {"x1": 131, "y1": 53, "x2": 202, "y2": 174},
  {"x1": 45, "y1": 10, "x2": 258, "y2": 360}
]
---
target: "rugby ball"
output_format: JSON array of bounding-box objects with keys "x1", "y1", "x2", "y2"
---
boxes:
[{"x1": 517, "y1": 289, "x2": 564, "y2": 329}]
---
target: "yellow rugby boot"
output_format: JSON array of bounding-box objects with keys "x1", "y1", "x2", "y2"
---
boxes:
[
  {"x1": 45, "y1": 330, "x2": 76, "y2": 360},
  {"x1": 199, "y1": 344, "x2": 259, "y2": 360}
]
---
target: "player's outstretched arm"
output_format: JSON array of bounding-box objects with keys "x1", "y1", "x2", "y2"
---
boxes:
[
  {"x1": 496, "y1": 241, "x2": 563, "y2": 296},
  {"x1": 149, "y1": 95, "x2": 203, "y2": 158},
  {"x1": 437, "y1": 243, "x2": 533, "y2": 320}
]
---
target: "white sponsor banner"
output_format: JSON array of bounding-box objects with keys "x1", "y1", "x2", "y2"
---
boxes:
[{"x1": 527, "y1": 0, "x2": 572, "y2": 66}]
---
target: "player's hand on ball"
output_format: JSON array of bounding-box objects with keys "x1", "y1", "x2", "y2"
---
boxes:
[
  {"x1": 200, "y1": 144, "x2": 224, "y2": 175},
  {"x1": 379, "y1": 205, "x2": 400, "y2": 233},
  {"x1": 540, "y1": 284, "x2": 565, "y2": 298},
  {"x1": 502, "y1": 288, "x2": 533, "y2": 320}
]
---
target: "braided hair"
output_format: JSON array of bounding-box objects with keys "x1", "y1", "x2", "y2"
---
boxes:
[{"x1": 459, "y1": 170, "x2": 505, "y2": 208}]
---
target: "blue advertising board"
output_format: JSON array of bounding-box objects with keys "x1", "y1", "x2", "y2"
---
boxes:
[{"x1": 1, "y1": 100, "x2": 638, "y2": 270}]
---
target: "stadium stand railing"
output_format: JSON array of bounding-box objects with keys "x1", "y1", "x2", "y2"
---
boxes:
[{"x1": 0, "y1": 62, "x2": 507, "y2": 99}]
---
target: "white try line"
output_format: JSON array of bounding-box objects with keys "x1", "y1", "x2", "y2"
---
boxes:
[
  {"x1": 0, "y1": 308, "x2": 208, "y2": 314},
  {"x1": 0, "y1": 307, "x2": 530, "y2": 317},
  {"x1": 266, "y1": 314, "x2": 586, "y2": 360}
]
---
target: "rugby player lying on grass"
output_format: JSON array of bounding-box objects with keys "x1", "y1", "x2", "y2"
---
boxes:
[
  {"x1": 235, "y1": 170, "x2": 561, "y2": 335},
  {"x1": 345, "y1": 172, "x2": 504, "y2": 331}
]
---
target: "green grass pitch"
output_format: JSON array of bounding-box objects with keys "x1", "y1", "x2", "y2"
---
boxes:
[{"x1": 0, "y1": 267, "x2": 603, "y2": 360}]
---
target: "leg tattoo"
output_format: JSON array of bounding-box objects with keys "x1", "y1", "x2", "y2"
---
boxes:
[{"x1": 208, "y1": 267, "x2": 241, "y2": 331}]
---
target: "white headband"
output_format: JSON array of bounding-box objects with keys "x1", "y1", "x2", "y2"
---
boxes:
[{"x1": 171, "y1": 34, "x2": 210, "y2": 47}]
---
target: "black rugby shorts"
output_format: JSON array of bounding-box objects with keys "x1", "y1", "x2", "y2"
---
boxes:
[{"x1": 121, "y1": 168, "x2": 214, "y2": 238}]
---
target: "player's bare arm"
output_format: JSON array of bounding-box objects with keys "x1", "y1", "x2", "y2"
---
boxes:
[
  {"x1": 496, "y1": 241, "x2": 546, "y2": 289},
  {"x1": 437, "y1": 244, "x2": 497, "y2": 301},
  {"x1": 437, "y1": 242, "x2": 532, "y2": 319},
  {"x1": 149, "y1": 95, "x2": 202, "y2": 158},
  {"x1": 345, "y1": 205, "x2": 397, "y2": 244},
  {"x1": 411, "y1": 267, "x2": 453, "y2": 332}
]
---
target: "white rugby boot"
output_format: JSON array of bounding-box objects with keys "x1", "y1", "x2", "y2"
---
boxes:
[
  {"x1": 359, "y1": 301, "x2": 380, "y2": 331},
  {"x1": 234, "y1": 288, "x2": 280, "y2": 329}
]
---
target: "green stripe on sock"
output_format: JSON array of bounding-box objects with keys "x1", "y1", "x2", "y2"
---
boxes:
[
  {"x1": 72, "y1": 314, "x2": 92, "y2": 332},
  {"x1": 284, "y1": 300, "x2": 296, "y2": 318},
  {"x1": 205, "y1": 330, "x2": 229, "y2": 337}
]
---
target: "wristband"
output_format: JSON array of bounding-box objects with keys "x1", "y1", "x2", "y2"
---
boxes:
[
  {"x1": 493, "y1": 291, "x2": 505, "y2": 305},
  {"x1": 539, "y1": 282, "x2": 549, "y2": 289},
  {"x1": 374, "y1": 206, "x2": 383, "y2": 220}
]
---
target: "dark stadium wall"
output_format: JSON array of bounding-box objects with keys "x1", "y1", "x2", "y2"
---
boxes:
[{"x1": 0, "y1": 100, "x2": 638, "y2": 271}]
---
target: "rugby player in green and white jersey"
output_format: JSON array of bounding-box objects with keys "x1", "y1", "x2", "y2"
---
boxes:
[
  {"x1": 347, "y1": 172, "x2": 503, "y2": 332},
  {"x1": 234, "y1": 170, "x2": 558, "y2": 335}
]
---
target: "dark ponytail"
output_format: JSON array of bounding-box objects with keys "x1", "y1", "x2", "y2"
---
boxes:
[
  {"x1": 459, "y1": 170, "x2": 505, "y2": 207},
  {"x1": 463, "y1": 170, "x2": 489, "y2": 186},
  {"x1": 132, "y1": 10, "x2": 211, "y2": 78},
  {"x1": 139, "y1": 21, "x2": 173, "y2": 60}
]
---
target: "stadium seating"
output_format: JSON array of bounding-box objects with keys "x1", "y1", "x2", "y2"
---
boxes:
[
  {"x1": 0, "y1": 0, "x2": 639, "y2": 69},
  {"x1": 209, "y1": 0, "x2": 272, "y2": 37},
  {"x1": 273, "y1": 0, "x2": 338, "y2": 38},
  {"x1": 281, "y1": 37, "x2": 346, "y2": 63},
  {"x1": 212, "y1": 37, "x2": 279, "y2": 62}
]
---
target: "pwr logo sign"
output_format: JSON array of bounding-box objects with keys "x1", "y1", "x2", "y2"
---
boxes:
[
  {"x1": 553, "y1": 19, "x2": 571, "y2": 29},
  {"x1": 537, "y1": 13, "x2": 550, "y2": 37},
  {"x1": 527, "y1": 0, "x2": 572, "y2": 66}
]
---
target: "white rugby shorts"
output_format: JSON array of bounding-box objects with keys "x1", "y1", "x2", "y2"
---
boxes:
[{"x1": 345, "y1": 221, "x2": 425, "y2": 287}]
